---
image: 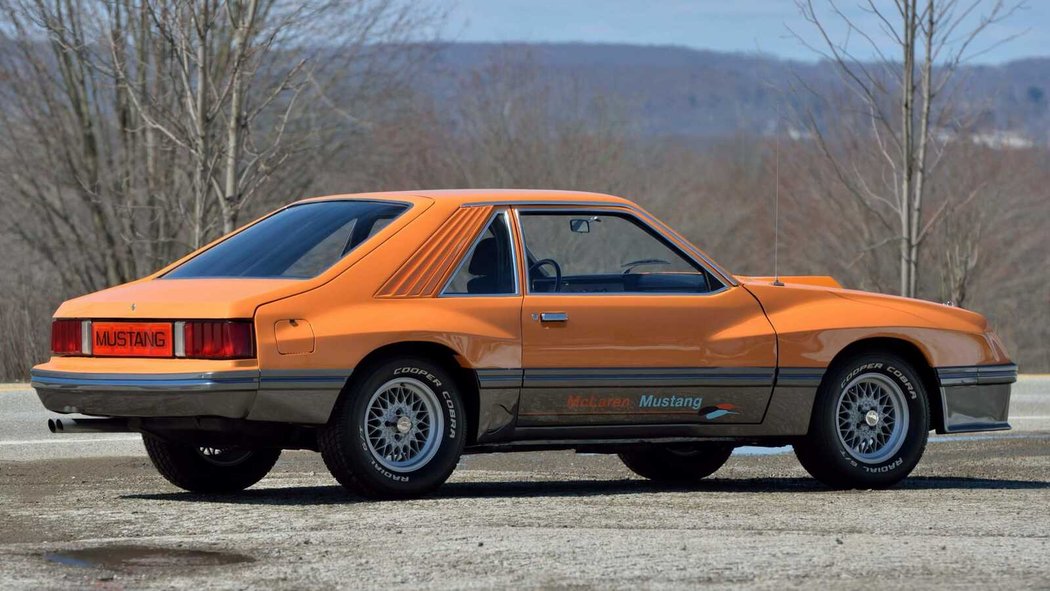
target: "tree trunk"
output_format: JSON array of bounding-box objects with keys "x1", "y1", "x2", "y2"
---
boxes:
[
  {"x1": 193, "y1": 1, "x2": 211, "y2": 249},
  {"x1": 899, "y1": 0, "x2": 916, "y2": 297},
  {"x1": 222, "y1": 0, "x2": 259, "y2": 235},
  {"x1": 910, "y1": 0, "x2": 936, "y2": 299}
]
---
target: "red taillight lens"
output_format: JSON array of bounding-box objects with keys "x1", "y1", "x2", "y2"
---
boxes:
[
  {"x1": 51, "y1": 319, "x2": 83, "y2": 355},
  {"x1": 183, "y1": 321, "x2": 254, "y2": 359}
]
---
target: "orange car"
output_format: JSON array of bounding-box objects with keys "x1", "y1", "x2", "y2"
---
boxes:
[{"x1": 32, "y1": 190, "x2": 1016, "y2": 498}]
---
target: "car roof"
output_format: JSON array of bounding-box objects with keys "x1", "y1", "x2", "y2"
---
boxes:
[{"x1": 294, "y1": 189, "x2": 636, "y2": 207}]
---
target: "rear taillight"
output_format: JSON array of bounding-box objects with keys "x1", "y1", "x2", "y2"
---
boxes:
[
  {"x1": 51, "y1": 319, "x2": 84, "y2": 356},
  {"x1": 179, "y1": 320, "x2": 254, "y2": 359}
]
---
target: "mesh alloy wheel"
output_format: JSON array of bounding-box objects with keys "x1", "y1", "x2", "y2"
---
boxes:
[
  {"x1": 835, "y1": 373, "x2": 909, "y2": 464},
  {"x1": 319, "y1": 357, "x2": 467, "y2": 499},
  {"x1": 363, "y1": 377, "x2": 444, "y2": 473},
  {"x1": 794, "y1": 352, "x2": 930, "y2": 490}
]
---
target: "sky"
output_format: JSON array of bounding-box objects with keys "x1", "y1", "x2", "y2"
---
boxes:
[{"x1": 439, "y1": 0, "x2": 1048, "y2": 64}]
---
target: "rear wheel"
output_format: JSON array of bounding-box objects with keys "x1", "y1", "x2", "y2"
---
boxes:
[
  {"x1": 319, "y1": 357, "x2": 466, "y2": 499},
  {"x1": 618, "y1": 443, "x2": 734, "y2": 484},
  {"x1": 794, "y1": 352, "x2": 930, "y2": 489},
  {"x1": 143, "y1": 435, "x2": 280, "y2": 493}
]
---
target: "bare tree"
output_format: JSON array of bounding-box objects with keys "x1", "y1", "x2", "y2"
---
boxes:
[
  {"x1": 792, "y1": 0, "x2": 1022, "y2": 297},
  {"x1": 0, "y1": 0, "x2": 439, "y2": 292}
]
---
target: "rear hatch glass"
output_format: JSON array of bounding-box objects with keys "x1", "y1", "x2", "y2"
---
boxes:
[{"x1": 165, "y1": 200, "x2": 408, "y2": 279}]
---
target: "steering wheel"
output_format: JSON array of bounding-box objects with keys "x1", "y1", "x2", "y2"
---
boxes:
[{"x1": 528, "y1": 259, "x2": 563, "y2": 293}]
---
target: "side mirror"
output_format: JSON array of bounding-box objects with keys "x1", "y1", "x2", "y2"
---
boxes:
[{"x1": 569, "y1": 219, "x2": 590, "y2": 233}]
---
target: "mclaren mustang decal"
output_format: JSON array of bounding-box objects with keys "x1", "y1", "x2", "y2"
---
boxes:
[
  {"x1": 557, "y1": 393, "x2": 740, "y2": 420},
  {"x1": 566, "y1": 394, "x2": 632, "y2": 410},
  {"x1": 638, "y1": 394, "x2": 704, "y2": 411}
]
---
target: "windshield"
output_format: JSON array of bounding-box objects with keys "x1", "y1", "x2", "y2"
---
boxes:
[{"x1": 164, "y1": 200, "x2": 408, "y2": 279}]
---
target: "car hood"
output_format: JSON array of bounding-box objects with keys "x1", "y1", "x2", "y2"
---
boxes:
[
  {"x1": 740, "y1": 278, "x2": 988, "y2": 334},
  {"x1": 831, "y1": 287, "x2": 988, "y2": 331},
  {"x1": 54, "y1": 278, "x2": 310, "y2": 319}
]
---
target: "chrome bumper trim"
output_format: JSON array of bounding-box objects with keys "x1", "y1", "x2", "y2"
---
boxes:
[
  {"x1": 31, "y1": 369, "x2": 259, "y2": 392},
  {"x1": 31, "y1": 368, "x2": 353, "y2": 424}
]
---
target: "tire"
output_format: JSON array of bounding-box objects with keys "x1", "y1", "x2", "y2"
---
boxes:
[
  {"x1": 794, "y1": 352, "x2": 930, "y2": 489},
  {"x1": 319, "y1": 357, "x2": 467, "y2": 499},
  {"x1": 618, "y1": 443, "x2": 734, "y2": 484},
  {"x1": 143, "y1": 435, "x2": 280, "y2": 494}
]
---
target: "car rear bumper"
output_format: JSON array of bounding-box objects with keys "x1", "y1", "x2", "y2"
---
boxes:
[
  {"x1": 936, "y1": 363, "x2": 1017, "y2": 433},
  {"x1": 31, "y1": 369, "x2": 350, "y2": 425}
]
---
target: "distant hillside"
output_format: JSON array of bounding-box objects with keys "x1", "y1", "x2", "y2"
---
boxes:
[{"x1": 423, "y1": 43, "x2": 1050, "y2": 144}]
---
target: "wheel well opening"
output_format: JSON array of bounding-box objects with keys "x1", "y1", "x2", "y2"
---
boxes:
[
  {"x1": 825, "y1": 337, "x2": 943, "y2": 432},
  {"x1": 344, "y1": 341, "x2": 481, "y2": 445}
]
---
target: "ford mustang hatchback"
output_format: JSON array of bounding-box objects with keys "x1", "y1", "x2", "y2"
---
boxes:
[{"x1": 32, "y1": 190, "x2": 1017, "y2": 498}]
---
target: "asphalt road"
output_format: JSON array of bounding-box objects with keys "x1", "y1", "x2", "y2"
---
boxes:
[{"x1": 1, "y1": 378, "x2": 1048, "y2": 589}]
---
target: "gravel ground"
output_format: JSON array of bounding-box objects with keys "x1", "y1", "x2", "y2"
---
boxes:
[{"x1": 1, "y1": 379, "x2": 1048, "y2": 590}]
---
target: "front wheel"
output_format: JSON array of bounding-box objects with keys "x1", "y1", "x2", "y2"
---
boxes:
[
  {"x1": 143, "y1": 436, "x2": 280, "y2": 493},
  {"x1": 619, "y1": 443, "x2": 734, "y2": 484},
  {"x1": 794, "y1": 353, "x2": 930, "y2": 489},
  {"x1": 319, "y1": 357, "x2": 466, "y2": 499}
]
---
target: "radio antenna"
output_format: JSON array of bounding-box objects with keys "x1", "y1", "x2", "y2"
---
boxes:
[{"x1": 773, "y1": 102, "x2": 783, "y2": 287}]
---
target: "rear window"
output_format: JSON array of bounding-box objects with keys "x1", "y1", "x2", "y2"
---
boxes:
[{"x1": 165, "y1": 200, "x2": 408, "y2": 279}]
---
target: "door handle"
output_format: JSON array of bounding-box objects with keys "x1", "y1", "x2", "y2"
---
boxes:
[{"x1": 539, "y1": 312, "x2": 568, "y2": 322}]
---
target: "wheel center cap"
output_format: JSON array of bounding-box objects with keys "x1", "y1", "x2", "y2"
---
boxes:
[
  {"x1": 396, "y1": 416, "x2": 412, "y2": 434},
  {"x1": 864, "y1": 410, "x2": 879, "y2": 427}
]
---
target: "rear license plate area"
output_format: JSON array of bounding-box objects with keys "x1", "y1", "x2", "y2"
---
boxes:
[{"x1": 91, "y1": 322, "x2": 174, "y2": 357}]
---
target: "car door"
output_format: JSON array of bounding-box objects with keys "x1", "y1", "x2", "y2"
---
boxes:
[{"x1": 514, "y1": 206, "x2": 777, "y2": 428}]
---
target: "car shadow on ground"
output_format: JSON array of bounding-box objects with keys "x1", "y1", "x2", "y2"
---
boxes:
[{"x1": 122, "y1": 475, "x2": 1050, "y2": 506}]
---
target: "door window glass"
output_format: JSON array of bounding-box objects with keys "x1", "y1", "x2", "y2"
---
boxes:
[{"x1": 518, "y1": 212, "x2": 716, "y2": 294}]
